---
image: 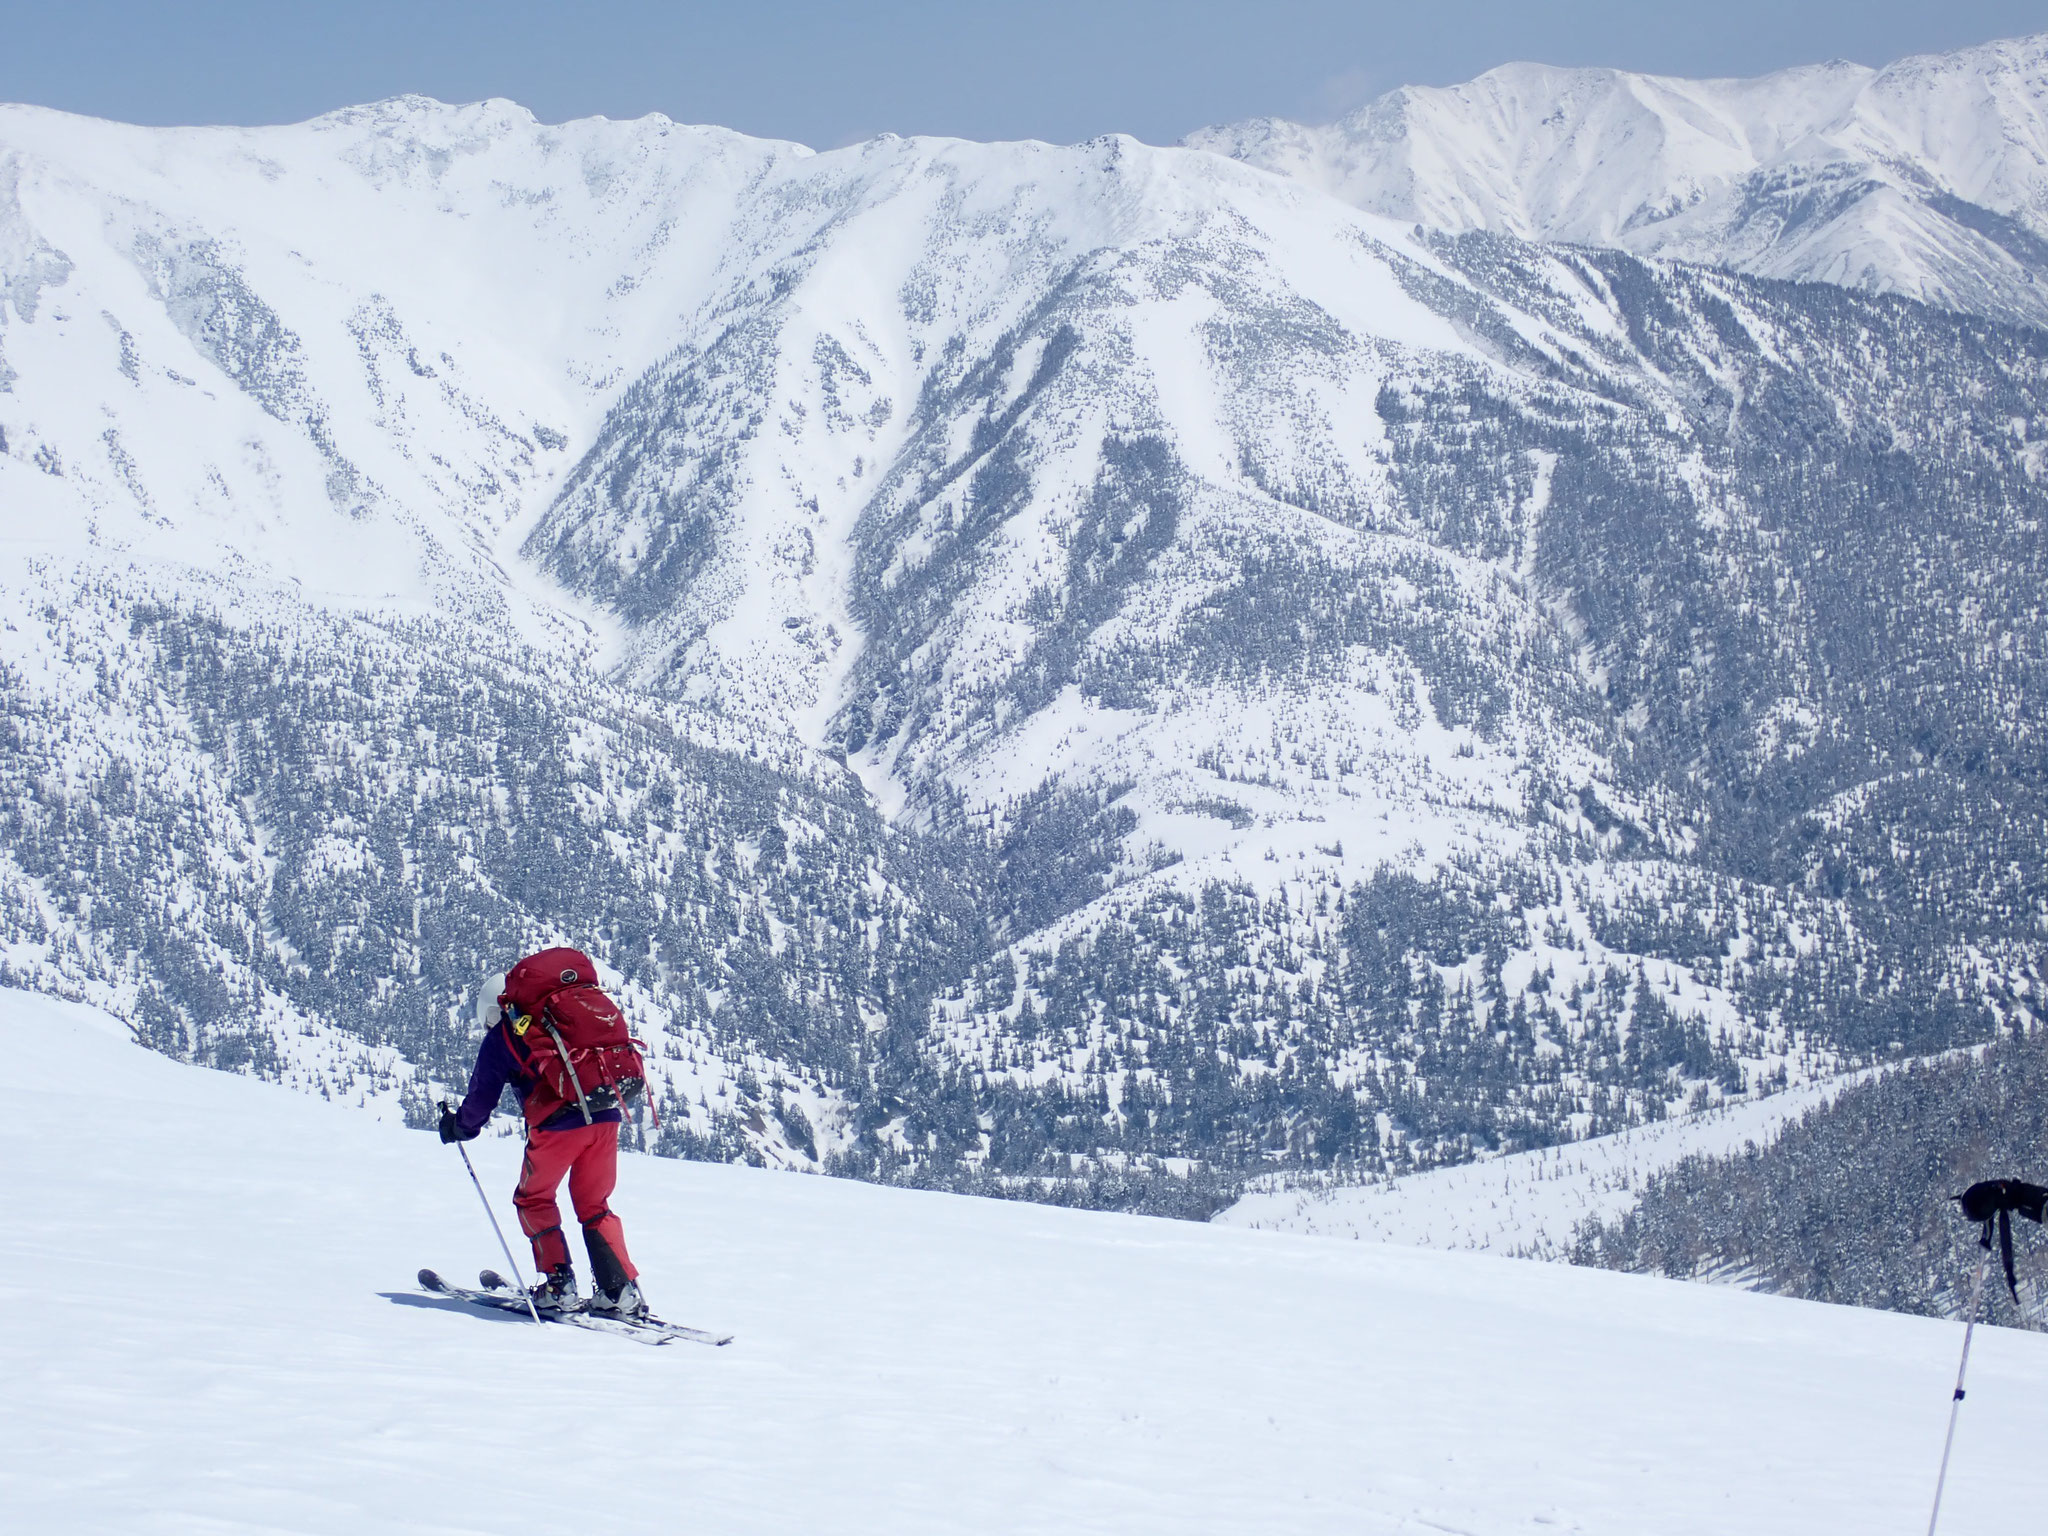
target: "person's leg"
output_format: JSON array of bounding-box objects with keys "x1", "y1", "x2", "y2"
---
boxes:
[
  {"x1": 513, "y1": 1129, "x2": 577, "y2": 1276},
  {"x1": 566, "y1": 1121, "x2": 639, "y2": 1294}
]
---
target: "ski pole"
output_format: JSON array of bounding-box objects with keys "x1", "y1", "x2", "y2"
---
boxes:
[
  {"x1": 1927, "y1": 1244, "x2": 1993, "y2": 1536},
  {"x1": 442, "y1": 1100, "x2": 543, "y2": 1325}
]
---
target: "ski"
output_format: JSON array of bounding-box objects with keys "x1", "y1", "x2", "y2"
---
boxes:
[
  {"x1": 477, "y1": 1268, "x2": 735, "y2": 1343},
  {"x1": 415, "y1": 1268, "x2": 732, "y2": 1347}
]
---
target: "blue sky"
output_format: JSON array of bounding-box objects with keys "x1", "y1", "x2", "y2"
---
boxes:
[{"x1": 2, "y1": 1, "x2": 2041, "y2": 146}]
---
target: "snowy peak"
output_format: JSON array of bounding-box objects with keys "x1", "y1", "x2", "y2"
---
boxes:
[
  {"x1": 1187, "y1": 33, "x2": 2048, "y2": 326},
  {"x1": 1192, "y1": 56, "x2": 1870, "y2": 240}
]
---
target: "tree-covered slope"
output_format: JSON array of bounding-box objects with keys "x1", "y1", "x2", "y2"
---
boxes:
[{"x1": 1571, "y1": 1033, "x2": 2048, "y2": 1325}]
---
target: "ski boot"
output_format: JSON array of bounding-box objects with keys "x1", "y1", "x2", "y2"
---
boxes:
[
  {"x1": 529, "y1": 1263, "x2": 579, "y2": 1313},
  {"x1": 589, "y1": 1279, "x2": 648, "y2": 1320}
]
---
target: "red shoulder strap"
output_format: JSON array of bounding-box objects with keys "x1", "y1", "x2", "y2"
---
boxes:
[{"x1": 499, "y1": 1017, "x2": 541, "y2": 1070}]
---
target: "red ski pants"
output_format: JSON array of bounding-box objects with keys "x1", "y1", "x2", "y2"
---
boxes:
[{"x1": 513, "y1": 1121, "x2": 638, "y2": 1289}]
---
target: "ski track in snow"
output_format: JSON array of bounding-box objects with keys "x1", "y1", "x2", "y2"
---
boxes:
[
  {"x1": 1217, "y1": 1077, "x2": 1857, "y2": 1258},
  {"x1": 7, "y1": 987, "x2": 2048, "y2": 1534}
]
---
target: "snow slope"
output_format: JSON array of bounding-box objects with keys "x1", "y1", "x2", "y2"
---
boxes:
[
  {"x1": 1218, "y1": 1074, "x2": 1857, "y2": 1258},
  {"x1": 1189, "y1": 32, "x2": 2048, "y2": 326},
  {"x1": 9, "y1": 990, "x2": 2048, "y2": 1533}
]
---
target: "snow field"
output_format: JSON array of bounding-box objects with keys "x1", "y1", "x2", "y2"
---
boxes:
[
  {"x1": 1219, "y1": 1075, "x2": 1858, "y2": 1257},
  {"x1": 6, "y1": 988, "x2": 2048, "y2": 1534}
]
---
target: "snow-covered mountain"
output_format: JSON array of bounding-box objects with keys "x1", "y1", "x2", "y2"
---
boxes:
[
  {"x1": 13, "y1": 988, "x2": 2048, "y2": 1534},
  {"x1": 1188, "y1": 32, "x2": 2048, "y2": 327},
  {"x1": 4, "y1": 72, "x2": 2047, "y2": 1198}
]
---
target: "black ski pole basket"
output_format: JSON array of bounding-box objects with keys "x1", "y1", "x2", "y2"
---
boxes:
[{"x1": 1954, "y1": 1178, "x2": 2048, "y2": 1307}]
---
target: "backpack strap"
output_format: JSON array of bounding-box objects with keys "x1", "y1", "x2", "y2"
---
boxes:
[
  {"x1": 498, "y1": 1014, "x2": 540, "y2": 1071},
  {"x1": 539, "y1": 1007, "x2": 595, "y2": 1126},
  {"x1": 498, "y1": 1015, "x2": 559, "y2": 1113}
]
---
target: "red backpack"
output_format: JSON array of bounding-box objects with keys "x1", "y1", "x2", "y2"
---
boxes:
[{"x1": 498, "y1": 947, "x2": 655, "y2": 1130}]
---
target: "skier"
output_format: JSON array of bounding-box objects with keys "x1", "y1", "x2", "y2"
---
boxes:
[{"x1": 438, "y1": 952, "x2": 648, "y2": 1319}]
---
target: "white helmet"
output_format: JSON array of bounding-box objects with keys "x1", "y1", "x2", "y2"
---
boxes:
[{"x1": 475, "y1": 971, "x2": 508, "y2": 1031}]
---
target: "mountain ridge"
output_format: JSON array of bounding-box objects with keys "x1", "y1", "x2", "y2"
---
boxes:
[
  {"x1": 2, "y1": 63, "x2": 2045, "y2": 1201},
  {"x1": 1186, "y1": 31, "x2": 2048, "y2": 328}
]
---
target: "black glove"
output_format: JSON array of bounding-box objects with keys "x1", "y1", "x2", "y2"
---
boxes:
[{"x1": 438, "y1": 1106, "x2": 475, "y2": 1144}]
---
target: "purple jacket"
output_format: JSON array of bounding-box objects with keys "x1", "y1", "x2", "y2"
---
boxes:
[{"x1": 455, "y1": 1023, "x2": 623, "y2": 1137}]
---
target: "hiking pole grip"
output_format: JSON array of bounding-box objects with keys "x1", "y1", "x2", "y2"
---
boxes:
[
  {"x1": 442, "y1": 1099, "x2": 543, "y2": 1326},
  {"x1": 1927, "y1": 1244, "x2": 1993, "y2": 1536}
]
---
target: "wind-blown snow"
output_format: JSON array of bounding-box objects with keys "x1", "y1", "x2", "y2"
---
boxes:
[{"x1": 6, "y1": 989, "x2": 2048, "y2": 1533}]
